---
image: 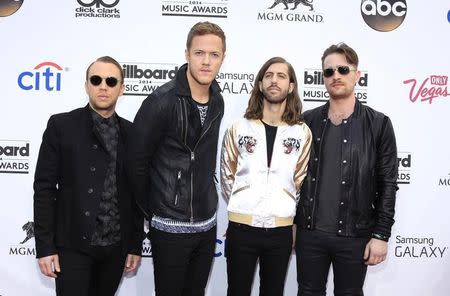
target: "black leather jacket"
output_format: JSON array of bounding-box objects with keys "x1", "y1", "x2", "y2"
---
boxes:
[
  {"x1": 295, "y1": 100, "x2": 398, "y2": 240},
  {"x1": 129, "y1": 64, "x2": 224, "y2": 222}
]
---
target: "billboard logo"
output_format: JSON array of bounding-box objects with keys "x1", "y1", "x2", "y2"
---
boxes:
[
  {"x1": 0, "y1": 140, "x2": 30, "y2": 174},
  {"x1": 302, "y1": 68, "x2": 369, "y2": 103},
  {"x1": 0, "y1": 0, "x2": 24, "y2": 17},
  {"x1": 361, "y1": 0, "x2": 407, "y2": 32},
  {"x1": 397, "y1": 152, "x2": 411, "y2": 185},
  {"x1": 123, "y1": 63, "x2": 178, "y2": 96},
  {"x1": 18, "y1": 62, "x2": 63, "y2": 91}
]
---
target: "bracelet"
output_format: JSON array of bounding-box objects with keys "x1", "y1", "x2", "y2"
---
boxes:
[{"x1": 372, "y1": 232, "x2": 389, "y2": 242}]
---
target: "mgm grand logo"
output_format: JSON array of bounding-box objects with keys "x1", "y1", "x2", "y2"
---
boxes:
[
  {"x1": 268, "y1": 0, "x2": 313, "y2": 11},
  {"x1": 258, "y1": 0, "x2": 323, "y2": 22},
  {"x1": 9, "y1": 221, "x2": 36, "y2": 256}
]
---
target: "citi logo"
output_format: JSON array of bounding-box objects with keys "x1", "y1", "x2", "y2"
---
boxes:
[
  {"x1": 397, "y1": 152, "x2": 411, "y2": 184},
  {"x1": 361, "y1": 0, "x2": 407, "y2": 32},
  {"x1": 0, "y1": 0, "x2": 24, "y2": 17},
  {"x1": 18, "y1": 62, "x2": 63, "y2": 91}
]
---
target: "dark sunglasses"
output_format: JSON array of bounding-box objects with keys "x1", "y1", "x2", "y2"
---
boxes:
[
  {"x1": 322, "y1": 66, "x2": 355, "y2": 78},
  {"x1": 89, "y1": 75, "x2": 120, "y2": 87}
]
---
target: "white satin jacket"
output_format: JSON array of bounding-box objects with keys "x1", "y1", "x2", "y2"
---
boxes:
[{"x1": 220, "y1": 118, "x2": 312, "y2": 228}]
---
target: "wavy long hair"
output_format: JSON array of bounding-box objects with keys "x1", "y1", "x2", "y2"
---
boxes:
[{"x1": 244, "y1": 57, "x2": 303, "y2": 125}]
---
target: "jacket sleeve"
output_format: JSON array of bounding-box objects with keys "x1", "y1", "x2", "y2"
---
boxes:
[
  {"x1": 294, "y1": 124, "x2": 312, "y2": 192},
  {"x1": 127, "y1": 94, "x2": 168, "y2": 218},
  {"x1": 373, "y1": 116, "x2": 398, "y2": 240},
  {"x1": 33, "y1": 116, "x2": 60, "y2": 258},
  {"x1": 220, "y1": 124, "x2": 239, "y2": 202}
]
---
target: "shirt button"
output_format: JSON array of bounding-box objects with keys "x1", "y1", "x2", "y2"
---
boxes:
[
  {"x1": 312, "y1": 178, "x2": 316, "y2": 182},
  {"x1": 339, "y1": 220, "x2": 343, "y2": 224},
  {"x1": 90, "y1": 166, "x2": 96, "y2": 172},
  {"x1": 338, "y1": 230, "x2": 342, "y2": 233},
  {"x1": 343, "y1": 160, "x2": 347, "y2": 164},
  {"x1": 341, "y1": 181, "x2": 346, "y2": 185},
  {"x1": 88, "y1": 188, "x2": 93, "y2": 194},
  {"x1": 343, "y1": 120, "x2": 347, "y2": 124},
  {"x1": 307, "y1": 225, "x2": 311, "y2": 228},
  {"x1": 340, "y1": 201, "x2": 344, "y2": 205},
  {"x1": 316, "y1": 137, "x2": 321, "y2": 142},
  {"x1": 323, "y1": 118, "x2": 327, "y2": 122},
  {"x1": 343, "y1": 139, "x2": 348, "y2": 143},
  {"x1": 84, "y1": 211, "x2": 90, "y2": 216},
  {"x1": 82, "y1": 235, "x2": 87, "y2": 240},
  {"x1": 92, "y1": 144, "x2": 98, "y2": 149},
  {"x1": 310, "y1": 198, "x2": 313, "y2": 202},
  {"x1": 308, "y1": 216, "x2": 311, "y2": 220},
  {"x1": 314, "y1": 157, "x2": 318, "y2": 161}
]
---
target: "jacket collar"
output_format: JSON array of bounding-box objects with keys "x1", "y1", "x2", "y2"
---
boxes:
[
  {"x1": 320, "y1": 98, "x2": 362, "y2": 120},
  {"x1": 174, "y1": 63, "x2": 222, "y2": 100}
]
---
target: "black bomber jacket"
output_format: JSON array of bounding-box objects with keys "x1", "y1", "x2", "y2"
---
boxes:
[{"x1": 295, "y1": 100, "x2": 398, "y2": 240}]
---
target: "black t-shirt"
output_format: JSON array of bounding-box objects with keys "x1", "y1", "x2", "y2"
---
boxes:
[
  {"x1": 262, "y1": 120, "x2": 278, "y2": 167},
  {"x1": 315, "y1": 121, "x2": 342, "y2": 233}
]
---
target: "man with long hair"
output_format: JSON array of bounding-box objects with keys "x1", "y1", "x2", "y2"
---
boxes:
[
  {"x1": 128, "y1": 22, "x2": 226, "y2": 295},
  {"x1": 221, "y1": 57, "x2": 312, "y2": 295},
  {"x1": 295, "y1": 43, "x2": 398, "y2": 295}
]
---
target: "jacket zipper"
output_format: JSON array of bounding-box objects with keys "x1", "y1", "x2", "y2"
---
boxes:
[
  {"x1": 180, "y1": 96, "x2": 222, "y2": 223},
  {"x1": 175, "y1": 170, "x2": 182, "y2": 205}
]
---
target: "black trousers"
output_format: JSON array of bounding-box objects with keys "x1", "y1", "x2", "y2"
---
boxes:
[
  {"x1": 150, "y1": 226, "x2": 216, "y2": 296},
  {"x1": 55, "y1": 244, "x2": 126, "y2": 296},
  {"x1": 225, "y1": 222, "x2": 293, "y2": 296},
  {"x1": 295, "y1": 229, "x2": 369, "y2": 296}
]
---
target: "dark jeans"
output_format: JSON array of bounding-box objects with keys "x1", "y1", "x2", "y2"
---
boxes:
[
  {"x1": 225, "y1": 222, "x2": 293, "y2": 296},
  {"x1": 150, "y1": 226, "x2": 216, "y2": 296},
  {"x1": 55, "y1": 244, "x2": 126, "y2": 296},
  {"x1": 295, "y1": 229, "x2": 369, "y2": 296}
]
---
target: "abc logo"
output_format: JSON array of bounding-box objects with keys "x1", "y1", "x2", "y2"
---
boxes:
[
  {"x1": 361, "y1": 0, "x2": 407, "y2": 32},
  {"x1": 0, "y1": 0, "x2": 24, "y2": 17}
]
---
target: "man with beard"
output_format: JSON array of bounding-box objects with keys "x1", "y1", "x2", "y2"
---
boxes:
[
  {"x1": 128, "y1": 22, "x2": 226, "y2": 296},
  {"x1": 220, "y1": 57, "x2": 312, "y2": 296},
  {"x1": 295, "y1": 43, "x2": 398, "y2": 295},
  {"x1": 34, "y1": 56, "x2": 142, "y2": 296}
]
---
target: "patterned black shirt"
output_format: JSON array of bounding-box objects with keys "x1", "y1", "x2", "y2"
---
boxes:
[{"x1": 90, "y1": 108, "x2": 121, "y2": 246}]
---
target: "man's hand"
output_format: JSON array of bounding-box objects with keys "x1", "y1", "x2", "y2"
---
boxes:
[
  {"x1": 124, "y1": 254, "x2": 141, "y2": 272},
  {"x1": 38, "y1": 254, "x2": 60, "y2": 278},
  {"x1": 364, "y1": 238, "x2": 388, "y2": 265}
]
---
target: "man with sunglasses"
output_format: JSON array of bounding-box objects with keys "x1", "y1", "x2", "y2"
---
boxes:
[
  {"x1": 295, "y1": 43, "x2": 398, "y2": 295},
  {"x1": 34, "y1": 56, "x2": 143, "y2": 296},
  {"x1": 128, "y1": 22, "x2": 225, "y2": 295}
]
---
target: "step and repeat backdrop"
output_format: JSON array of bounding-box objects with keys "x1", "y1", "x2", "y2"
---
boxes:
[{"x1": 1, "y1": 0, "x2": 449, "y2": 295}]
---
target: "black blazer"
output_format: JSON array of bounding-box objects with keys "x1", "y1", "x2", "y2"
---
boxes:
[{"x1": 33, "y1": 105, "x2": 142, "y2": 258}]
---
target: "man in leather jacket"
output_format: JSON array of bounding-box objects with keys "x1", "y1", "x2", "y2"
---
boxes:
[
  {"x1": 128, "y1": 22, "x2": 226, "y2": 296},
  {"x1": 295, "y1": 43, "x2": 398, "y2": 296}
]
